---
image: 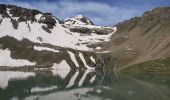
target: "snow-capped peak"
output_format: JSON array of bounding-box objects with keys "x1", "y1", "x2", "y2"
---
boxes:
[
  {"x1": 0, "y1": 4, "x2": 117, "y2": 51},
  {"x1": 64, "y1": 15, "x2": 94, "y2": 26}
]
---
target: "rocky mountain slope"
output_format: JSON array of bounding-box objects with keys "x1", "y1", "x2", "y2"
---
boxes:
[
  {"x1": 104, "y1": 7, "x2": 170, "y2": 71},
  {"x1": 0, "y1": 4, "x2": 116, "y2": 70}
]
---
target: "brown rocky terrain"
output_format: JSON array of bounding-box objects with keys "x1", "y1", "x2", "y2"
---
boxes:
[{"x1": 103, "y1": 7, "x2": 170, "y2": 70}]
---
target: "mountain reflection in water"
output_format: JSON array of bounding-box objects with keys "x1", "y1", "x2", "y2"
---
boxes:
[{"x1": 0, "y1": 70, "x2": 170, "y2": 100}]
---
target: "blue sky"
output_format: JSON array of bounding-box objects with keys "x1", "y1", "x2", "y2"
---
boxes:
[{"x1": 0, "y1": 0, "x2": 170, "y2": 26}]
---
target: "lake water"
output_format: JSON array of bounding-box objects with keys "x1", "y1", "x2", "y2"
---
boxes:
[{"x1": 0, "y1": 70, "x2": 170, "y2": 100}]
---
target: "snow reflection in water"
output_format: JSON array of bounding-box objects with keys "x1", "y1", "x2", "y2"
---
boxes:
[{"x1": 0, "y1": 70, "x2": 170, "y2": 100}]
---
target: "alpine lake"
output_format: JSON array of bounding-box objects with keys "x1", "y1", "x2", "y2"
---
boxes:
[{"x1": 0, "y1": 69, "x2": 170, "y2": 100}]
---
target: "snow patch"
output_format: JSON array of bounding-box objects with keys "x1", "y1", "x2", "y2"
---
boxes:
[
  {"x1": 34, "y1": 46, "x2": 60, "y2": 53},
  {"x1": 52, "y1": 60, "x2": 71, "y2": 70},
  {"x1": 31, "y1": 86, "x2": 58, "y2": 93},
  {"x1": 90, "y1": 56, "x2": 96, "y2": 63},
  {"x1": 95, "y1": 47, "x2": 101, "y2": 50},
  {"x1": 34, "y1": 67, "x2": 49, "y2": 71},
  {"x1": 96, "y1": 89, "x2": 102, "y2": 94},
  {"x1": 0, "y1": 15, "x2": 117, "y2": 51},
  {"x1": 52, "y1": 70, "x2": 70, "y2": 79},
  {"x1": 51, "y1": 60, "x2": 70, "y2": 79},
  {"x1": 35, "y1": 14, "x2": 43, "y2": 21},
  {"x1": 41, "y1": 17, "x2": 46, "y2": 21},
  {"x1": 67, "y1": 51, "x2": 79, "y2": 67},
  {"x1": 90, "y1": 75, "x2": 96, "y2": 83},
  {"x1": 99, "y1": 51, "x2": 111, "y2": 53}
]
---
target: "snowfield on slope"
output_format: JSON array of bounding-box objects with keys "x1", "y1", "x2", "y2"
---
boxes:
[
  {"x1": 0, "y1": 11, "x2": 117, "y2": 51},
  {"x1": 34, "y1": 46, "x2": 60, "y2": 53},
  {"x1": 64, "y1": 15, "x2": 93, "y2": 26}
]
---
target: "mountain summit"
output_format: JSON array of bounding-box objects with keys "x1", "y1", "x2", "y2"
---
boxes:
[{"x1": 64, "y1": 15, "x2": 94, "y2": 26}]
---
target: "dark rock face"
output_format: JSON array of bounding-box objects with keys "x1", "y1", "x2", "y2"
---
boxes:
[
  {"x1": 38, "y1": 15, "x2": 56, "y2": 29},
  {"x1": 69, "y1": 27, "x2": 92, "y2": 34},
  {"x1": 80, "y1": 17, "x2": 94, "y2": 25},
  {"x1": 0, "y1": 4, "x2": 7, "y2": 14},
  {"x1": 94, "y1": 28, "x2": 114, "y2": 35},
  {"x1": 0, "y1": 4, "x2": 61, "y2": 31},
  {"x1": 69, "y1": 27, "x2": 114, "y2": 35},
  {"x1": 11, "y1": 18, "x2": 18, "y2": 29},
  {"x1": 41, "y1": 25, "x2": 52, "y2": 33},
  {"x1": 8, "y1": 5, "x2": 40, "y2": 22}
]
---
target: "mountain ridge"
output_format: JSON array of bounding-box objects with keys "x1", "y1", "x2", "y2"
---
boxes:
[
  {"x1": 0, "y1": 4, "x2": 116, "y2": 51},
  {"x1": 0, "y1": 4, "x2": 170, "y2": 72},
  {"x1": 0, "y1": 4, "x2": 116, "y2": 70},
  {"x1": 105, "y1": 6, "x2": 170, "y2": 71}
]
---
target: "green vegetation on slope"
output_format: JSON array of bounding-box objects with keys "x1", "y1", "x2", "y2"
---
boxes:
[{"x1": 122, "y1": 57, "x2": 170, "y2": 73}]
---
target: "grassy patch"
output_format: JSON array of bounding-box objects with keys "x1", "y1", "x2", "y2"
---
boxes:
[{"x1": 122, "y1": 57, "x2": 170, "y2": 74}]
